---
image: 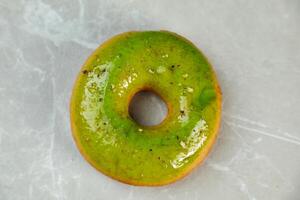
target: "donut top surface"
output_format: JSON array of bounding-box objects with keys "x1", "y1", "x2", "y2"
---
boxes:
[{"x1": 70, "y1": 31, "x2": 221, "y2": 185}]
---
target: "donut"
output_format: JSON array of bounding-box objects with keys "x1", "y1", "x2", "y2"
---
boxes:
[{"x1": 70, "y1": 31, "x2": 222, "y2": 186}]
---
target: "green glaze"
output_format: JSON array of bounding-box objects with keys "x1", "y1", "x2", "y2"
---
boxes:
[{"x1": 70, "y1": 31, "x2": 221, "y2": 185}]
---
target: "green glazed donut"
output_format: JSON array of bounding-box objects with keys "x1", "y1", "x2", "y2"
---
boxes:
[{"x1": 70, "y1": 31, "x2": 222, "y2": 186}]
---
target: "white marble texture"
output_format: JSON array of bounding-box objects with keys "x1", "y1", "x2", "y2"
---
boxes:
[{"x1": 0, "y1": 0, "x2": 299, "y2": 199}]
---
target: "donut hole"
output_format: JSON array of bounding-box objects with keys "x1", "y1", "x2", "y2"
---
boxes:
[{"x1": 129, "y1": 90, "x2": 168, "y2": 127}]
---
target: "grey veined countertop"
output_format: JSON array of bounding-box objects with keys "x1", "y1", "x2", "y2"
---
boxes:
[{"x1": 0, "y1": 0, "x2": 299, "y2": 199}]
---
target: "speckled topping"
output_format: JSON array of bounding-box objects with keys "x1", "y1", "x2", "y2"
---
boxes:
[{"x1": 70, "y1": 31, "x2": 222, "y2": 186}]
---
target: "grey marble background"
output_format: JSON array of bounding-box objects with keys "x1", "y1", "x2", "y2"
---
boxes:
[{"x1": 0, "y1": 0, "x2": 300, "y2": 199}]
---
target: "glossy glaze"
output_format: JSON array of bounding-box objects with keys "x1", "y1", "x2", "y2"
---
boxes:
[{"x1": 70, "y1": 31, "x2": 222, "y2": 186}]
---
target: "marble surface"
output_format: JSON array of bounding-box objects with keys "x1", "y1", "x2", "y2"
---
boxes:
[{"x1": 0, "y1": 0, "x2": 300, "y2": 199}]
